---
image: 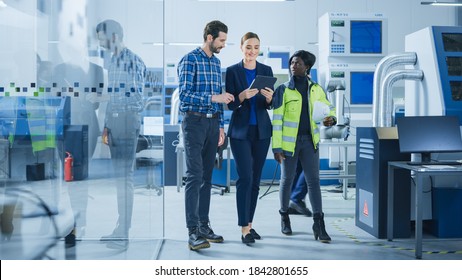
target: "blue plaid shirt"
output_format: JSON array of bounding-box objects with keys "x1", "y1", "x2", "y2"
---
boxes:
[
  {"x1": 106, "y1": 48, "x2": 146, "y2": 117},
  {"x1": 178, "y1": 47, "x2": 224, "y2": 127}
]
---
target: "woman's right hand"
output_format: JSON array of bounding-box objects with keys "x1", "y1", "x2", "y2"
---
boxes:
[
  {"x1": 274, "y1": 152, "x2": 285, "y2": 164},
  {"x1": 239, "y1": 88, "x2": 259, "y2": 102}
]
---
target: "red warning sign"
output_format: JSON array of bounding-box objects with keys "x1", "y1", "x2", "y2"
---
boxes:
[{"x1": 363, "y1": 200, "x2": 369, "y2": 217}]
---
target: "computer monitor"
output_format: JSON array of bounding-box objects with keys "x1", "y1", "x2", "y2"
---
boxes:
[{"x1": 396, "y1": 115, "x2": 462, "y2": 163}]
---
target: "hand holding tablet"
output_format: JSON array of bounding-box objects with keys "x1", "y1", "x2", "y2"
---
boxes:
[{"x1": 249, "y1": 75, "x2": 277, "y2": 90}]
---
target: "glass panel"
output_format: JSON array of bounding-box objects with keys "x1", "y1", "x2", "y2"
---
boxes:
[{"x1": 0, "y1": 0, "x2": 164, "y2": 259}]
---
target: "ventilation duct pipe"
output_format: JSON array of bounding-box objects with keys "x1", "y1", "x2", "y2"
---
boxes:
[
  {"x1": 378, "y1": 69, "x2": 424, "y2": 127},
  {"x1": 372, "y1": 52, "x2": 417, "y2": 127}
]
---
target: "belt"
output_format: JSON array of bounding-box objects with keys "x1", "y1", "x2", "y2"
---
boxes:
[{"x1": 185, "y1": 111, "x2": 220, "y2": 119}]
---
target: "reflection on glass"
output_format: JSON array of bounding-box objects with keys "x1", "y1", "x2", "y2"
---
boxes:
[
  {"x1": 96, "y1": 19, "x2": 147, "y2": 250},
  {"x1": 0, "y1": 0, "x2": 165, "y2": 259}
]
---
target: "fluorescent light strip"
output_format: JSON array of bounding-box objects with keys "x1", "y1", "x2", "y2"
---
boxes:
[
  {"x1": 143, "y1": 42, "x2": 236, "y2": 46},
  {"x1": 168, "y1": 42, "x2": 202, "y2": 46},
  {"x1": 141, "y1": 42, "x2": 164, "y2": 46},
  {"x1": 198, "y1": 0, "x2": 293, "y2": 2},
  {"x1": 142, "y1": 42, "x2": 200, "y2": 46},
  {"x1": 421, "y1": 1, "x2": 462, "y2": 6}
]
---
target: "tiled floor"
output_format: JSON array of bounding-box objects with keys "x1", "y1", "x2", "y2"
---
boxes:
[
  {"x1": 44, "y1": 183, "x2": 462, "y2": 260},
  {"x1": 2, "y1": 158, "x2": 462, "y2": 260}
]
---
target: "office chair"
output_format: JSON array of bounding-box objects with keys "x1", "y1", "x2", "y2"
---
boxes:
[
  {"x1": 135, "y1": 135, "x2": 163, "y2": 195},
  {"x1": 176, "y1": 136, "x2": 229, "y2": 196},
  {"x1": 212, "y1": 135, "x2": 229, "y2": 195},
  {"x1": 135, "y1": 114, "x2": 164, "y2": 196}
]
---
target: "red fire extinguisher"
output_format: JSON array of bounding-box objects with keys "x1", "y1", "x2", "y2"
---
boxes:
[{"x1": 64, "y1": 151, "x2": 73, "y2": 182}]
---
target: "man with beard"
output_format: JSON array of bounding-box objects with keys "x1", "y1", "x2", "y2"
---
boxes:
[{"x1": 177, "y1": 20, "x2": 234, "y2": 251}]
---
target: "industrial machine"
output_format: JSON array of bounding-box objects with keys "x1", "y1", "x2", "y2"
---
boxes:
[
  {"x1": 405, "y1": 26, "x2": 462, "y2": 122},
  {"x1": 404, "y1": 26, "x2": 462, "y2": 236},
  {"x1": 356, "y1": 25, "x2": 462, "y2": 238},
  {"x1": 318, "y1": 12, "x2": 388, "y2": 121},
  {"x1": 0, "y1": 96, "x2": 70, "y2": 180},
  {"x1": 317, "y1": 12, "x2": 388, "y2": 180},
  {"x1": 0, "y1": 96, "x2": 70, "y2": 141}
]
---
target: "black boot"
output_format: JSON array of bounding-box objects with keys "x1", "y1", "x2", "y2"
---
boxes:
[
  {"x1": 188, "y1": 227, "x2": 210, "y2": 250},
  {"x1": 279, "y1": 210, "x2": 292, "y2": 235},
  {"x1": 312, "y1": 212, "x2": 331, "y2": 243},
  {"x1": 198, "y1": 221, "x2": 224, "y2": 243},
  {"x1": 289, "y1": 200, "x2": 313, "y2": 217}
]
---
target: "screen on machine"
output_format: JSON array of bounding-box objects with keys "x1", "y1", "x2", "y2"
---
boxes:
[
  {"x1": 442, "y1": 33, "x2": 462, "y2": 52},
  {"x1": 350, "y1": 71, "x2": 374, "y2": 104},
  {"x1": 396, "y1": 115, "x2": 462, "y2": 163},
  {"x1": 350, "y1": 20, "x2": 382, "y2": 54}
]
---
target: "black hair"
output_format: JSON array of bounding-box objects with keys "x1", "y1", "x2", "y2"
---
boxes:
[
  {"x1": 203, "y1": 20, "x2": 228, "y2": 42},
  {"x1": 96, "y1": 19, "x2": 124, "y2": 40},
  {"x1": 289, "y1": 50, "x2": 316, "y2": 72}
]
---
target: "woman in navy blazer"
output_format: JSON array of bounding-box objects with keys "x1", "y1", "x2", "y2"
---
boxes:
[{"x1": 226, "y1": 32, "x2": 274, "y2": 244}]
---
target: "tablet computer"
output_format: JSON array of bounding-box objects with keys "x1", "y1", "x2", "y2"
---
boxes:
[{"x1": 249, "y1": 75, "x2": 277, "y2": 90}]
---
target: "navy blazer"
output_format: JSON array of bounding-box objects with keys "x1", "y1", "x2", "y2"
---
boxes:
[{"x1": 225, "y1": 60, "x2": 274, "y2": 140}]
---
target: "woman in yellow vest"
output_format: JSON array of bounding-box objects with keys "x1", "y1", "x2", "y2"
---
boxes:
[{"x1": 272, "y1": 50, "x2": 336, "y2": 243}]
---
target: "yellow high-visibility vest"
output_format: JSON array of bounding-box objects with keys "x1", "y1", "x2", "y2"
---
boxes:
[{"x1": 272, "y1": 79, "x2": 336, "y2": 156}]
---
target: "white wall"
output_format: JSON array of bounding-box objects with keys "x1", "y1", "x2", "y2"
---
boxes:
[
  {"x1": 162, "y1": 0, "x2": 457, "y2": 69},
  {"x1": 82, "y1": 0, "x2": 457, "y2": 69},
  {"x1": 0, "y1": 1, "x2": 38, "y2": 85},
  {"x1": 2, "y1": 0, "x2": 457, "y2": 82}
]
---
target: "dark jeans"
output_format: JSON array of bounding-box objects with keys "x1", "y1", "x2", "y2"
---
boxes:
[
  {"x1": 291, "y1": 161, "x2": 308, "y2": 203},
  {"x1": 230, "y1": 125, "x2": 270, "y2": 227},
  {"x1": 182, "y1": 114, "x2": 219, "y2": 228},
  {"x1": 279, "y1": 135, "x2": 322, "y2": 214}
]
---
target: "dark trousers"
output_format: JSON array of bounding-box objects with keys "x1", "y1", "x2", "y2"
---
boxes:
[
  {"x1": 280, "y1": 135, "x2": 322, "y2": 214},
  {"x1": 291, "y1": 161, "x2": 308, "y2": 202},
  {"x1": 182, "y1": 114, "x2": 219, "y2": 228},
  {"x1": 230, "y1": 126, "x2": 270, "y2": 227}
]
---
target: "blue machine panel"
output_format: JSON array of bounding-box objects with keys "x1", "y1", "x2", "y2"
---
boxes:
[
  {"x1": 0, "y1": 96, "x2": 70, "y2": 140},
  {"x1": 432, "y1": 26, "x2": 462, "y2": 124}
]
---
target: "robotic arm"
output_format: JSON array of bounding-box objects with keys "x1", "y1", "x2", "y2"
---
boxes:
[{"x1": 321, "y1": 80, "x2": 350, "y2": 140}]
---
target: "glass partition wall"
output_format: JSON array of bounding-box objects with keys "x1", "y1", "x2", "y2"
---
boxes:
[
  {"x1": 0, "y1": 0, "x2": 165, "y2": 259},
  {"x1": 0, "y1": 0, "x2": 289, "y2": 260}
]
